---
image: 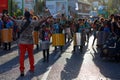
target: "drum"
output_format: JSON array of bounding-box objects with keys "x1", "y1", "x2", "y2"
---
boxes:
[
  {"x1": 40, "y1": 41, "x2": 50, "y2": 50},
  {"x1": 33, "y1": 31, "x2": 39, "y2": 44},
  {"x1": 1, "y1": 29, "x2": 13, "y2": 43},
  {"x1": 73, "y1": 33, "x2": 81, "y2": 46},
  {"x1": 65, "y1": 28, "x2": 72, "y2": 38},
  {"x1": 52, "y1": 33, "x2": 65, "y2": 46}
]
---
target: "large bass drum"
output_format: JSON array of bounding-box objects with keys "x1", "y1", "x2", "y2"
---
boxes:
[
  {"x1": 33, "y1": 31, "x2": 39, "y2": 44},
  {"x1": 0, "y1": 30, "x2": 1, "y2": 43},
  {"x1": 65, "y1": 28, "x2": 72, "y2": 38},
  {"x1": 1, "y1": 29, "x2": 13, "y2": 43},
  {"x1": 52, "y1": 33, "x2": 65, "y2": 46},
  {"x1": 73, "y1": 33, "x2": 81, "y2": 46},
  {"x1": 40, "y1": 41, "x2": 50, "y2": 50}
]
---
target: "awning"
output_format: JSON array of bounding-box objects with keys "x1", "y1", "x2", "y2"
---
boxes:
[{"x1": 77, "y1": 12, "x2": 90, "y2": 16}]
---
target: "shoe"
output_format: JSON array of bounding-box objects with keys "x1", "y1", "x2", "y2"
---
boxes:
[
  {"x1": 20, "y1": 72, "x2": 24, "y2": 77},
  {"x1": 42, "y1": 58, "x2": 46, "y2": 62},
  {"x1": 8, "y1": 47, "x2": 11, "y2": 50},
  {"x1": 46, "y1": 59, "x2": 49, "y2": 63},
  {"x1": 3, "y1": 48, "x2": 7, "y2": 50}
]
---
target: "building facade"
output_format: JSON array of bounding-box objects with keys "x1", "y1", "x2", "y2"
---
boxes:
[
  {"x1": 46, "y1": 0, "x2": 91, "y2": 18},
  {"x1": 77, "y1": 0, "x2": 91, "y2": 17}
]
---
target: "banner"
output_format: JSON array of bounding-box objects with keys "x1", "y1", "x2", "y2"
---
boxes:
[{"x1": 0, "y1": 0, "x2": 8, "y2": 13}]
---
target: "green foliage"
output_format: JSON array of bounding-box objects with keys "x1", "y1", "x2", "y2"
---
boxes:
[
  {"x1": 35, "y1": 0, "x2": 45, "y2": 14},
  {"x1": 8, "y1": 0, "x2": 23, "y2": 17},
  {"x1": 107, "y1": 0, "x2": 120, "y2": 15},
  {"x1": 14, "y1": 9, "x2": 22, "y2": 17}
]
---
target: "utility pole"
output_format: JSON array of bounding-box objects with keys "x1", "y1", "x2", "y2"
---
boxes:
[{"x1": 66, "y1": 0, "x2": 69, "y2": 19}]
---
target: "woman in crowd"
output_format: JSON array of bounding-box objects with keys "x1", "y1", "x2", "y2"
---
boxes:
[
  {"x1": 16, "y1": 11, "x2": 49, "y2": 76},
  {"x1": 1, "y1": 15, "x2": 13, "y2": 50}
]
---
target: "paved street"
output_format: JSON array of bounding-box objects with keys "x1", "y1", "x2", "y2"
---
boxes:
[{"x1": 0, "y1": 35, "x2": 120, "y2": 80}]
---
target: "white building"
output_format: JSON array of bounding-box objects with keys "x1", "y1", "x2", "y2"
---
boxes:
[
  {"x1": 46, "y1": 0, "x2": 69, "y2": 17},
  {"x1": 46, "y1": 0, "x2": 91, "y2": 18}
]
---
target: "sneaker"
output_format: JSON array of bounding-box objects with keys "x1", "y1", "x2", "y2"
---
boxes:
[
  {"x1": 46, "y1": 59, "x2": 49, "y2": 63},
  {"x1": 20, "y1": 72, "x2": 24, "y2": 77}
]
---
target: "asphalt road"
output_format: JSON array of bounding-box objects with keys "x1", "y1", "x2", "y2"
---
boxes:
[{"x1": 0, "y1": 35, "x2": 120, "y2": 80}]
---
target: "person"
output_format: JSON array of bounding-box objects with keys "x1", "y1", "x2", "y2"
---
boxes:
[
  {"x1": 16, "y1": 11, "x2": 36, "y2": 76},
  {"x1": 103, "y1": 20, "x2": 110, "y2": 44},
  {"x1": 111, "y1": 15, "x2": 120, "y2": 37},
  {"x1": 0, "y1": 17, "x2": 2, "y2": 48},
  {"x1": 1, "y1": 15, "x2": 13, "y2": 50},
  {"x1": 16, "y1": 11, "x2": 48, "y2": 76},
  {"x1": 52, "y1": 18, "x2": 63, "y2": 51},
  {"x1": 40, "y1": 23, "x2": 51, "y2": 62},
  {"x1": 96, "y1": 17, "x2": 105, "y2": 48},
  {"x1": 84, "y1": 19, "x2": 91, "y2": 43},
  {"x1": 32, "y1": 16, "x2": 39, "y2": 50},
  {"x1": 73, "y1": 18, "x2": 86, "y2": 52},
  {"x1": 92, "y1": 20, "x2": 99, "y2": 46}
]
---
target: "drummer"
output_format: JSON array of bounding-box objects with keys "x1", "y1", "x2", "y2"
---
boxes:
[
  {"x1": 1, "y1": 15, "x2": 14, "y2": 50},
  {"x1": 52, "y1": 18, "x2": 64, "y2": 51},
  {"x1": 40, "y1": 23, "x2": 51, "y2": 62},
  {"x1": 32, "y1": 16, "x2": 39, "y2": 50},
  {"x1": 0, "y1": 17, "x2": 2, "y2": 48},
  {"x1": 73, "y1": 18, "x2": 86, "y2": 52}
]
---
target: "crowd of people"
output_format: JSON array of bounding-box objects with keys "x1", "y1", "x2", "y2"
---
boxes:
[{"x1": 0, "y1": 11, "x2": 120, "y2": 76}]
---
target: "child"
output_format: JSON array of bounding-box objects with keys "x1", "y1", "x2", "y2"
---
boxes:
[{"x1": 40, "y1": 24, "x2": 51, "y2": 62}]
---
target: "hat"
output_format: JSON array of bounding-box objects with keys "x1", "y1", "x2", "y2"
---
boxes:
[{"x1": 24, "y1": 11, "x2": 30, "y2": 18}]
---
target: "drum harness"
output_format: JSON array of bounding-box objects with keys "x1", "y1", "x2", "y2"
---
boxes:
[
  {"x1": 19, "y1": 20, "x2": 31, "y2": 35},
  {"x1": 16, "y1": 20, "x2": 31, "y2": 44}
]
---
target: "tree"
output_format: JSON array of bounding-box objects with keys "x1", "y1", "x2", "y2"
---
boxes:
[
  {"x1": 35, "y1": 0, "x2": 45, "y2": 15},
  {"x1": 8, "y1": 0, "x2": 22, "y2": 16},
  {"x1": 107, "y1": 0, "x2": 120, "y2": 15}
]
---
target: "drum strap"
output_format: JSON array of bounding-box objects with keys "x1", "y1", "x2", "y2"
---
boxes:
[{"x1": 20, "y1": 20, "x2": 31, "y2": 35}]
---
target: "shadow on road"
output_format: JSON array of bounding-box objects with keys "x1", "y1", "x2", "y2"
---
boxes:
[
  {"x1": 0, "y1": 44, "x2": 42, "y2": 74},
  {"x1": 92, "y1": 47, "x2": 120, "y2": 79},
  {"x1": 0, "y1": 43, "x2": 18, "y2": 56},
  {"x1": 60, "y1": 41, "x2": 89, "y2": 80},
  {"x1": 16, "y1": 40, "x2": 73, "y2": 80}
]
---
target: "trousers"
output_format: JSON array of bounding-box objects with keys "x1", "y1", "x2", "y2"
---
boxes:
[{"x1": 19, "y1": 44, "x2": 34, "y2": 72}]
